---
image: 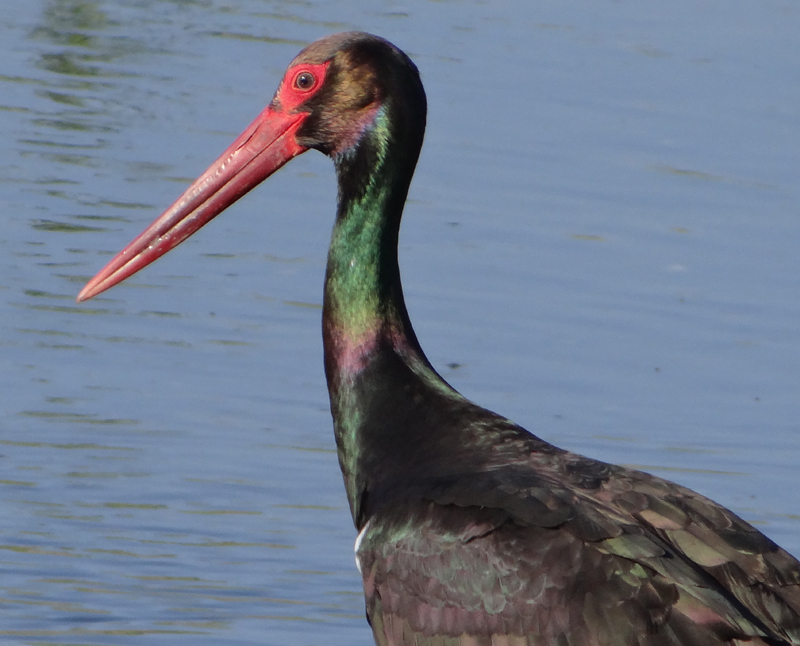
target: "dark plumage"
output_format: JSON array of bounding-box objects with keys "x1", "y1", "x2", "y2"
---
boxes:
[{"x1": 78, "y1": 32, "x2": 800, "y2": 646}]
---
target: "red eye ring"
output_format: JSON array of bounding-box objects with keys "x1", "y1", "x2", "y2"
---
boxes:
[{"x1": 294, "y1": 71, "x2": 316, "y2": 92}]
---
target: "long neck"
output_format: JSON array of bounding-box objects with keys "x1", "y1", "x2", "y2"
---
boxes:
[{"x1": 322, "y1": 108, "x2": 464, "y2": 524}]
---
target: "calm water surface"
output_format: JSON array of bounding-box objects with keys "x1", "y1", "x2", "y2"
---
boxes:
[{"x1": 1, "y1": 1, "x2": 799, "y2": 644}]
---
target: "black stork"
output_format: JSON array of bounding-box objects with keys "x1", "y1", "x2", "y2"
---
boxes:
[{"x1": 78, "y1": 32, "x2": 800, "y2": 646}]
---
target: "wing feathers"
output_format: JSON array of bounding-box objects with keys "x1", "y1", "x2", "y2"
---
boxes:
[{"x1": 357, "y1": 451, "x2": 800, "y2": 645}]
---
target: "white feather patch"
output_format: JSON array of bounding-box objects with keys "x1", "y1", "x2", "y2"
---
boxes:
[{"x1": 354, "y1": 520, "x2": 370, "y2": 574}]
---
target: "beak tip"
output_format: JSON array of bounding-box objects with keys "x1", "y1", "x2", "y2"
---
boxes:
[{"x1": 76, "y1": 282, "x2": 99, "y2": 303}]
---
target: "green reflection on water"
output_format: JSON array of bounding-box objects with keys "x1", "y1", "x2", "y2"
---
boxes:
[
  {"x1": 0, "y1": 439, "x2": 136, "y2": 450},
  {"x1": 37, "y1": 90, "x2": 86, "y2": 107},
  {"x1": 31, "y1": 117, "x2": 114, "y2": 132},
  {"x1": 32, "y1": 219, "x2": 105, "y2": 232},
  {"x1": 85, "y1": 547, "x2": 172, "y2": 558},
  {"x1": 0, "y1": 480, "x2": 37, "y2": 487},
  {"x1": 19, "y1": 411, "x2": 137, "y2": 425},
  {"x1": 65, "y1": 472, "x2": 145, "y2": 478},
  {"x1": 96, "y1": 502, "x2": 167, "y2": 509},
  {"x1": 0, "y1": 544, "x2": 77, "y2": 556},
  {"x1": 35, "y1": 342, "x2": 83, "y2": 349},
  {"x1": 22, "y1": 150, "x2": 96, "y2": 166},
  {"x1": 204, "y1": 31, "x2": 307, "y2": 46},
  {"x1": 37, "y1": 52, "x2": 103, "y2": 78},
  {"x1": 92, "y1": 201, "x2": 152, "y2": 210},
  {"x1": 138, "y1": 310, "x2": 182, "y2": 318},
  {"x1": 180, "y1": 510, "x2": 262, "y2": 515},
  {"x1": 25, "y1": 289, "x2": 73, "y2": 298},
  {"x1": 19, "y1": 328, "x2": 78, "y2": 336},
  {"x1": 16, "y1": 303, "x2": 110, "y2": 314}
]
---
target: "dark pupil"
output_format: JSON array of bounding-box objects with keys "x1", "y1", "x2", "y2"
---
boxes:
[{"x1": 297, "y1": 73, "x2": 313, "y2": 89}]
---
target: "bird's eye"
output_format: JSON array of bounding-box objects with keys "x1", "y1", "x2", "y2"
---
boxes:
[{"x1": 294, "y1": 71, "x2": 316, "y2": 91}]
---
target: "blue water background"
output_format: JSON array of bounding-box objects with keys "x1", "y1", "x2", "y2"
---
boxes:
[{"x1": 1, "y1": 1, "x2": 799, "y2": 643}]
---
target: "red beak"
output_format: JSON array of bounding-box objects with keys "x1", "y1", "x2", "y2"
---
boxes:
[{"x1": 77, "y1": 105, "x2": 309, "y2": 302}]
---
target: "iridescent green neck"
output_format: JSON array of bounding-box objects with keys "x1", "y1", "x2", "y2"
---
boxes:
[
  {"x1": 323, "y1": 108, "x2": 420, "y2": 375},
  {"x1": 321, "y1": 108, "x2": 463, "y2": 520}
]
